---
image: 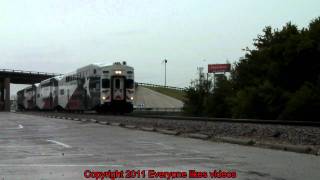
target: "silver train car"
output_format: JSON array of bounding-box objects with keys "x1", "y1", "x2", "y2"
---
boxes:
[{"x1": 17, "y1": 62, "x2": 134, "y2": 113}]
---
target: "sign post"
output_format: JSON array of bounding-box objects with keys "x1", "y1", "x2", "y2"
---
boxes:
[{"x1": 207, "y1": 64, "x2": 231, "y2": 89}]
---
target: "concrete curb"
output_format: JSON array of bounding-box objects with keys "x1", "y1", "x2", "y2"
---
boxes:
[
  {"x1": 213, "y1": 137, "x2": 320, "y2": 155},
  {"x1": 90, "y1": 119, "x2": 98, "y2": 123},
  {"x1": 98, "y1": 121, "x2": 109, "y2": 125},
  {"x1": 81, "y1": 119, "x2": 88, "y2": 122},
  {"x1": 214, "y1": 137, "x2": 255, "y2": 146},
  {"x1": 73, "y1": 118, "x2": 80, "y2": 121},
  {"x1": 110, "y1": 122, "x2": 122, "y2": 126},
  {"x1": 187, "y1": 133, "x2": 209, "y2": 140},
  {"x1": 124, "y1": 125, "x2": 137, "y2": 129},
  {"x1": 156, "y1": 129, "x2": 179, "y2": 135},
  {"x1": 256, "y1": 142, "x2": 319, "y2": 155},
  {"x1": 140, "y1": 127, "x2": 155, "y2": 131}
]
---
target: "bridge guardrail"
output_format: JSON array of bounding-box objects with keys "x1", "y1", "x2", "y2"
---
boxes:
[
  {"x1": 0, "y1": 69, "x2": 62, "y2": 76},
  {"x1": 136, "y1": 82, "x2": 185, "y2": 91}
]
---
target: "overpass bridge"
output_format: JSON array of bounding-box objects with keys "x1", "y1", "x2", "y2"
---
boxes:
[{"x1": 0, "y1": 69, "x2": 60, "y2": 111}]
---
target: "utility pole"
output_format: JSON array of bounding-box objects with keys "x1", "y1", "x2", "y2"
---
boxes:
[{"x1": 164, "y1": 59, "x2": 168, "y2": 87}]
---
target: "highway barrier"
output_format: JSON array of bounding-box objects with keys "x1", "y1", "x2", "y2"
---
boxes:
[{"x1": 136, "y1": 82, "x2": 185, "y2": 91}]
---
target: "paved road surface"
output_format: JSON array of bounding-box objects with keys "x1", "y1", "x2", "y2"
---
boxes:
[
  {"x1": 134, "y1": 86, "x2": 183, "y2": 108},
  {"x1": 0, "y1": 112, "x2": 319, "y2": 180}
]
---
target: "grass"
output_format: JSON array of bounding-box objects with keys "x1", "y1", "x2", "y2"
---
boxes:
[{"x1": 142, "y1": 86, "x2": 186, "y2": 101}]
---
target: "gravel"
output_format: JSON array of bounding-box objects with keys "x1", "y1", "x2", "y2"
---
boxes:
[{"x1": 20, "y1": 111, "x2": 320, "y2": 147}]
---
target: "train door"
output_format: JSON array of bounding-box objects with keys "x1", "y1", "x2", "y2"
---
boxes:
[
  {"x1": 112, "y1": 77, "x2": 125, "y2": 101},
  {"x1": 49, "y1": 84, "x2": 52, "y2": 109},
  {"x1": 67, "y1": 89, "x2": 70, "y2": 109},
  {"x1": 32, "y1": 86, "x2": 36, "y2": 109}
]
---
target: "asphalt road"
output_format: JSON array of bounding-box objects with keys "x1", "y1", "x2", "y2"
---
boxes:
[
  {"x1": 0, "y1": 112, "x2": 319, "y2": 180},
  {"x1": 134, "y1": 86, "x2": 183, "y2": 108}
]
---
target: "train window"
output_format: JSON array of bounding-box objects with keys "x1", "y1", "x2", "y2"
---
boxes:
[
  {"x1": 115, "y1": 79, "x2": 120, "y2": 89},
  {"x1": 102, "y1": 79, "x2": 110, "y2": 88},
  {"x1": 126, "y1": 79, "x2": 134, "y2": 89},
  {"x1": 89, "y1": 81, "x2": 96, "y2": 89},
  {"x1": 41, "y1": 82, "x2": 51, "y2": 88},
  {"x1": 127, "y1": 71, "x2": 133, "y2": 74},
  {"x1": 103, "y1": 71, "x2": 109, "y2": 74},
  {"x1": 93, "y1": 69, "x2": 97, "y2": 74},
  {"x1": 60, "y1": 89, "x2": 64, "y2": 95}
]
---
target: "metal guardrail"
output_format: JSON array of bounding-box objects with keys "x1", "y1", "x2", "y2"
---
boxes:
[
  {"x1": 0, "y1": 69, "x2": 62, "y2": 76},
  {"x1": 1, "y1": 70, "x2": 182, "y2": 90},
  {"x1": 134, "y1": 107, "x2": 182, "y2": 112},
  {"x1": 136, "y1": 82, "x2": 185, "y2": 91}
]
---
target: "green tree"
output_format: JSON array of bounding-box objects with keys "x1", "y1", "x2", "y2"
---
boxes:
[
  {"x1": 184, "y1": 17, "x2": 320, "y2": 120},
  {"x1": 183, "y1": 80, "x2": 210, "y2": 116},
  {"x1": 279, "y1": 83, "x2": 320, "y2": 120},
  {"x1": 205, "y1": 75, "x2": 233, "y2": 117}
]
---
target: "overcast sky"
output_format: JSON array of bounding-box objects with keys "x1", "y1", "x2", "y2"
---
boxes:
[{"x1": 1, "y1": 0, "x2": 320, "y2": 95}]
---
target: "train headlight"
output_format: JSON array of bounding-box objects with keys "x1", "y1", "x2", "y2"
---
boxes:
[
  {"x1": 115, "y1": 70, "x2": 122, "y2": 75},
  {"x1": 130, "y1": 97, "x2": 134, "y2": 100},
  {"x1": 102, "y1": 96, "x2": 106, "y2": 100}
]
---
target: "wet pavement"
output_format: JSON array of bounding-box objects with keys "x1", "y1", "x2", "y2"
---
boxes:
[{"x1": 0, "y1": 112, "x2": 319, "y2": 180}]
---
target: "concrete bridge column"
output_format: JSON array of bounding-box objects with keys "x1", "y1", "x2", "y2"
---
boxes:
[
  {"x1": 4, "y1": 78, "x2": 10, "y2": 111},
  {"x1": 0, "y1": 78, "x2": 3, "y2": 110},
  {"x1": 0, "y1": 78, "x2": 10, "y2": 111}
]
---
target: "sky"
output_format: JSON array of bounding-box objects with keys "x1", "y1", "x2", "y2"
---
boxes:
[{"x1": 1, "y1": 0, "x2": 320, "y2": 95}]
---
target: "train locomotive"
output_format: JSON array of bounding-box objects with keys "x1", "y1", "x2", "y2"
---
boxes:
[{"x1": 17, "y1": 62, "x2": 135, "y2": 113}]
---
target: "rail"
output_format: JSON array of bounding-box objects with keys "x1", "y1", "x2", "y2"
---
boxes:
[
  {"x1": 17, "y1": 110, "x2": 320, "y2": 127},
  {"x1": 130, "y1": 114, "x2": 320, "y2": 127},
  {"x1": 136, "y1": 82, "x2": 185, "y2": 91}
]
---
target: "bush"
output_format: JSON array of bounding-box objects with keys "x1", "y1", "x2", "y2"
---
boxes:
[
  {"x1": 205, "y1": 75, "x2": 233, "y2": 118},
  {"x1": 279, "y1": 83, "x2": 320, "y2": 120}
]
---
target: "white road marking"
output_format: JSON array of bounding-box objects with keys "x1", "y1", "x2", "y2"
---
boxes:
[
  {"x1": 135, "y1": 152, "x2": 170, "y2": 156},
  {"x1": 135, "y1": 141, "x2": 175, "y2": 150},
  {"x1": 0, "y1": 146, "x2": 35, "y2": 148},
  {"x1": 154, "y1": 142, "x2": 175, "y2": 150},
  {"x1": 47, "y1": 140, "x2": 72, "y2": 148},
  {"x1": 0, "y1": 164, "x2": 122, "y2": 167},
  {"x1": 3, "y1": 124, "x2": 24, "y2": 130},
  {"x1": 142, "y1": 157, "x2": 212, "y2": 163}
]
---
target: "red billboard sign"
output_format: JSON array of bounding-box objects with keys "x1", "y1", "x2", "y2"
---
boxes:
[{"x1": 208, "y1": 64, "x2": 231, "y2": 73}]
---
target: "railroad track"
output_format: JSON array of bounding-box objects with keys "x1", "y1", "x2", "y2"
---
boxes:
[
  {"x1": 130, "y1": 114, "x2": 320, "y2": 127},
  {"x1": 15, "y1": 110, "x2": 320, "y2": 127}
]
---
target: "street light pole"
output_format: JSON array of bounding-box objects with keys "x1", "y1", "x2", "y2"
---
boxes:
[{"x1": 164, "y1": 59, "x2": 167, "y2": 87}]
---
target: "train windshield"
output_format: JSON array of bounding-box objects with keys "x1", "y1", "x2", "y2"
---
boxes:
[
  {"x1": 126, "y1": 79, "x2": 134, "y2": 89},
  {"x1": 102, "y1": 79, "x2": 110, "y2": 88},
  {"x1": 115, "y1": 79, "x2": 120, "y2": 89}
]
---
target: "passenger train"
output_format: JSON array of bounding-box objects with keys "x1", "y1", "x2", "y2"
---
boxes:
[{"x1": 17, "y1": 62, "x2": 134, "y2": 113}]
